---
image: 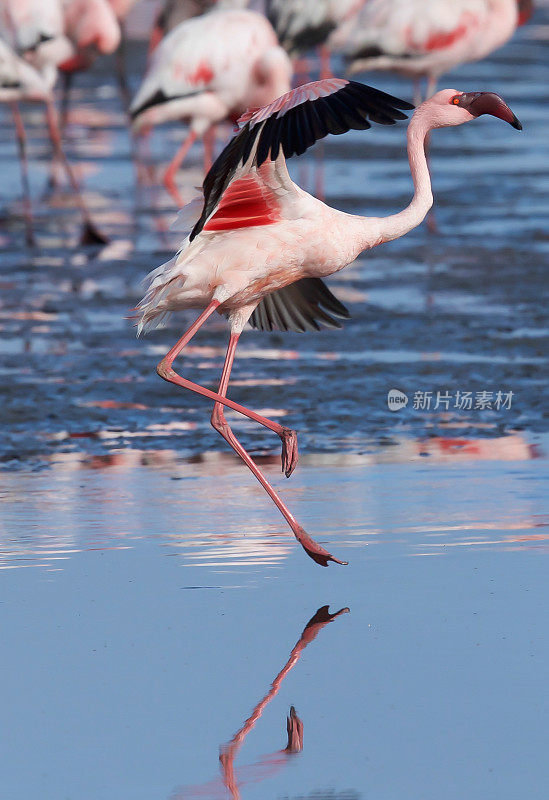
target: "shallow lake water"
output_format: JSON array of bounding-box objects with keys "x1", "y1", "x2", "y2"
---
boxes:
[{"x1": 1, "y1": 11, "x2": 549, "y2": 800}]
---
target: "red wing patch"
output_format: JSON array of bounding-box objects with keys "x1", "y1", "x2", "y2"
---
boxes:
[
  {"x1": 405, "y1": 12, "x2": 477, "y2": 53},
  {"x1": 187, "y1": 61, "x2": 214, "y2": 85},
  {"x1": 203, "y1": 172, "x2": 281, "y2": 233}
]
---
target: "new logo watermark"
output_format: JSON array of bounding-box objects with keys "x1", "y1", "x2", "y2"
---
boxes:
[
  {"x1": 387, "y1": 389, "x2": 409, "y2": 412},
  {"x1": 387, "y1": 389, "x2": 514, "y2": 412}
]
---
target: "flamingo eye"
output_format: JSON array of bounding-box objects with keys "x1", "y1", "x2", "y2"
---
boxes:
[{"x1": 451, "y1": 95, "x2": 461, "y2": 105}]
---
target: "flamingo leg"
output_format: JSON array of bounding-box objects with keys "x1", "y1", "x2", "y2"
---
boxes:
[
  {"x1": 212, "y1": 331, "x2": 297, "y2": 477},
  {"x1": 203, "y1": 125, "x2": 215, "y2": 174},
  {"x1": 157, "y1": 302, "x2": 298, "y2": 476},
  {"x1": 10, "y1": 102, "x2": 35, "y2": 246},
  {"x1": 115, "y1": 22, "x2": 131, "y2": 114},
  {"x1": 60, "y1": 70, "x2": 74, "y2": 133},
  {"x1": 164, "y1": 129, "x2": 197, "y2": 205},
  {"x1": 294, "y1": 57, "x2": 311, "y2": 85},
  {"x1": 318, "y1": 45, "x2": 332, "y2": 80},
  {"x1": 157, "y1": 305, "x2": 345, "y2": 566},
  {"x1": 44, "y1": 100, "x2": 107, "y2": 244},
  {"x1": 413, "y1": 78, "x2": 423, "y2": 107},
  {"x1": 425, "y1": 74, "x2": 438, "y2": 100}
]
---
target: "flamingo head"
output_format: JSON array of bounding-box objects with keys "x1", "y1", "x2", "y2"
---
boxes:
[{"x1": 425, "y1": 89, "x2": 522, "y2": 130}]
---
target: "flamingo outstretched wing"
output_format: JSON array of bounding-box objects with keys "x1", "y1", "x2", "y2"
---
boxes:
[
  {"x1": 187, "y1": 78, "x2": 412, "y2": 333},
  {"x1": 191, "y1": 78, "x2": 413, "y2": 240},
  {"x1": 249, "y1": 277, "x2": 350, "y2": 333}
]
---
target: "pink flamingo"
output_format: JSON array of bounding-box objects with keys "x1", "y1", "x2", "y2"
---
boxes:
[
  {"x1": 136, "y1": 78, "x2": 521, "y2": 567},
  {"x1": 150, "y1": 0, "x2": 250, "y2": 47},
  {"x1": 266, "y1": 0, "x2": 368, "y2": 79},
  {"x1": 0, "y1": 37, "x2": 106, "y2": 244},
  {"x1": 344, "y1": 0, "x2": 534, "y2": 102},
  {"x1": 130, "y1": 8, "x2": 292, "y2": 204},
  {"x1": 104, "y1": 0, "x2": 140, "y2": 108},
  {"x1": 0, "y1": 0, "x2": 73, "y2": 80},
  {"x1": 56, "y1": 0, "x2": 121, "y2": 126}
]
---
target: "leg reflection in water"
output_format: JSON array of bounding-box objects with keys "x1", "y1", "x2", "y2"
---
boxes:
[{"x1": 171, "y1": 605, "x2": 349, "y2": 800}]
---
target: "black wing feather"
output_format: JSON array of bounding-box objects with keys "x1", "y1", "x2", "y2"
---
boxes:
[
  {"x1": 249, "y1": 278, "x2": 350, "y2": 333},
  {"x1": 190, "y1": 80, "x2": 413, "y2": 242}
]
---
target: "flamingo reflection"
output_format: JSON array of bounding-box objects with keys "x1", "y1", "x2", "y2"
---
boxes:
[{"x1": 171, "y1": 605, "x2": 349, "y2": 800}]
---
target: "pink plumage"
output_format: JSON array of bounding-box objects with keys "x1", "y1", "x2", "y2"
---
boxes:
[
  {"x1": 344, "y1": 0, "x2": 529, "y2": 98},
  {"x1": 138, "y1": 79, "x2": 521, "y2": 566},
  {"x1": 130, "y1": 8, "x2": 292, "y2": 201}
]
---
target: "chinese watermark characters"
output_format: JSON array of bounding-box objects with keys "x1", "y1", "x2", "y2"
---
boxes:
[{"x1": 387, "y1": 389, "x2": 514, "y2": 412}]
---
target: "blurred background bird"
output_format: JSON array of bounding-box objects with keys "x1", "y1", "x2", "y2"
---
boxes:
[
  {"x1": 0, "y1": 0, "x2": 539, "y2": 242},
  {"x1": 130, "y1": 6, "x2": 292, "y2": 204},
  {"x1": 342, "y1": 0, "x2": 534, "y2": 102}
]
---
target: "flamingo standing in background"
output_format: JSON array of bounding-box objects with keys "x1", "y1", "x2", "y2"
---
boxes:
[
  {"x1": 135, "y1": 78, "x2": 521, "y2": 566},
  {"x1": 265, "y1": 0, "x2": 368, "y2": 79},
  {"x1": 343, "y1": 0, "x2": 534, "y2": 102},
  {"x1": 0, "y1": 35, "x2": 107, "y2": 243},
  {"x1": 104, "y1": 0, "x2": 140, "y2": 109},
  {"x1": 56, "y1": 0, "x2": 120, "y2": 125},
  {"x1": 130, "y1": 8, "x2": 292, "y2": 204},
  {"x1": 0, "y1": 0, "x2": 73, "y2": 81},
  {"x1": 150, "y1": 0, "x2": 250, "y2": 47}
]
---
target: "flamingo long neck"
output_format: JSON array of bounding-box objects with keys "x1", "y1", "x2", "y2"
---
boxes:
[{"x1": 370, "y1": 109, "x2": 434, "y2": 246}]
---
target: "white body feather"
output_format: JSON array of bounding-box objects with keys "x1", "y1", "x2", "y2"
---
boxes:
[
  {"x1": 344, "y1": 0, "x2": 519, "y2": 79},
  {"x1": 130, "y1": 9, "x2": 292, "y2": 134}
]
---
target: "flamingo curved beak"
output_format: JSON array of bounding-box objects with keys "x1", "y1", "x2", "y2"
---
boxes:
[{"x1": 458, "y1": 92, "x2": 522, "y2": 130}]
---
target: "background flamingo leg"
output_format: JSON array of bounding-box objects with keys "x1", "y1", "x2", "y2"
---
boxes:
[
  {"x1": 115, "y1": 22, "x2": 131, "y2": 114},
  {"x1": 319, "y1": 45, "x2": 332, "y2": 80},
  {"x1": 10, "y1": 102, "x2": 35, "y2": 246},
  {"x1": 413, "y1": 77, "x2": 423, "y2": 107},
  {"x1": 60, "y1": 71, "x2": 74, "y2": 134},
  {"x1": 44, "y1": 100, "x2": 107, "y2": 244},
  {"x1": 203, "y1": 125, "x2": 215, "y2": 174},
  {"x1": 163, "y1": 129, "x2": 197, "y2": 206}
]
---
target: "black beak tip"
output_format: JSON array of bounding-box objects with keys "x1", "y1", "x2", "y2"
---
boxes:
[{"x1": 512, "y1": 116, "x2": 523, "y2": 131}]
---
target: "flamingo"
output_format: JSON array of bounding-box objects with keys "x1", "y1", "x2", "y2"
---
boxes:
[
  {"x1": 104, "y1": 0, "x2": 140, "y2": 109},
  {"x1": 0, "y1": 0, "x2": 73, "y2": 82},
  {"x1": 0, "y1": 36, "x2": 106, "y2": 244},
  {"x1": 343, "y1": 0, "x2": 534, "y2": 102},
  {"x1": 130, "y1": 8, "x2": 292, "y2": 204},
  {"x1": 150, "y1": 0, "x2": 250, "y2": 46},
  {"x1": 265, "y1": 0, "x2": 368, "y2": 79},
  {"x1": 56, "y1": 0, "x2": 121, "y2": 127},
  {"x1": 135, "y1": 78, "x2": 521, "y2": 566}
]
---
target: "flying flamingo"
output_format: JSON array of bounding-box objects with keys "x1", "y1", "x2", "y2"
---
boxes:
[
  {"x1": 130, "y1": 8, "x2": 292, "y2": 204},
  {"x1": 0, "y1": 38, "x2": 106, "y2": 244},
  {"x1": 135, "y1": 78, "x2": 521, "y2": 567},
  {"x1": 343, "y1": 0, "x2": 534, "y2": 102}
]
